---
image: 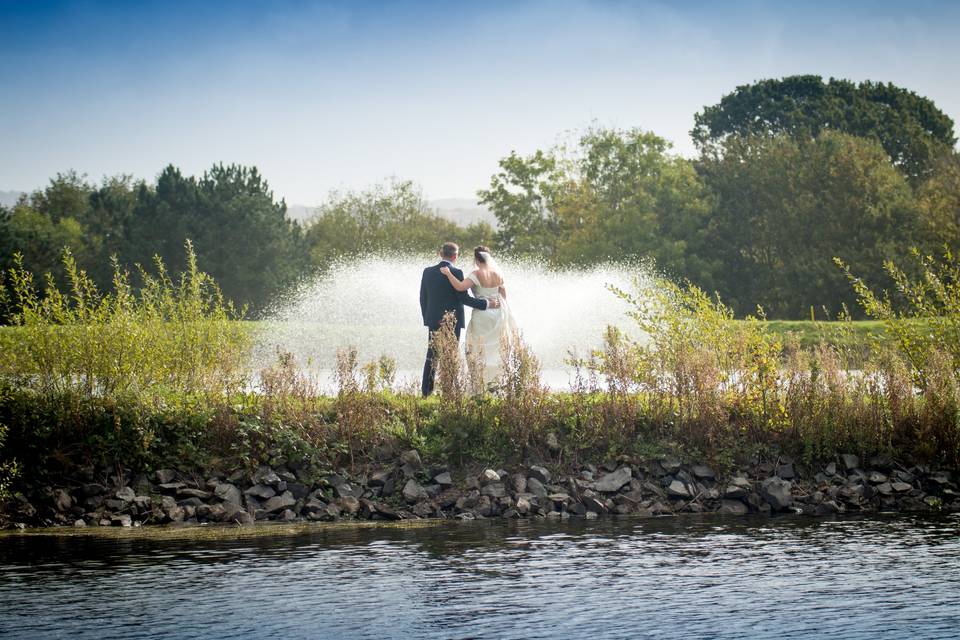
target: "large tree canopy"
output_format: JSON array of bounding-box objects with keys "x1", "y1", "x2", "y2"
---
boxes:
[
  {"x1": 304, "y1": 179, "x2": 494, "y2": 266},
  {"x1": 692, "y1": 75, "x2": 957, "y2": 181},
  {"x1": 698, "y1": 130, "x2": 920, "y2": 317},
  {"x1": 479, "y1": 127, "x2": 715, "y2": 285}
]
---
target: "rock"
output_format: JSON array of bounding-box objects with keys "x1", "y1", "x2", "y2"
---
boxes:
[
  {"x1": 433, "y1": 471, "x2": 453, "y2": 486},
  {"x1": 815, "y1": 500, "x2": 841, "y2": 515},
  {"x1": 824, "y1": 462, "x2": 837, "y2": 476},
  {"x1": 81, "y1": 483, "x2": 107, "y2": 497},
  {"x1": 73, "y1": 518, "x2": 86, "y2": 527},
  {"x1": 286, "y1": 482, "x2": 309, "y2": 500},
  {"x1": 841, "y1": 454, "x2": 860, "y2": 471},
  {"x1": 929, "y1": 472, "x2": 951, "y2": 485},
  {"x1": 665, "y1": 480, "x2": 690, "y2": 498},
  {"x1": 591, "y1": 467, "x2": 632, "y2": 493},
  {"x1": 548, "y1": 493, "x2": 570, "y2": 508},
  {"x1": 867, "y1": 471, "x2": 888, "y2": 484},
  {"x1": 303, "y1": 498, "x2": 328, "y2": 514},
  {"x1": 761, "y1": 477, "x2": 792, "y2": 511},
  {"x1": 155, "y1": 469, "x2": 177, "y2": 484},
  {"x1": 263, "y1": 491, "x2": 296, "y2": 514},
  {"x1": 369, "y1": 469, "x2": 394, "y2": 487},
  {"x1": 481, "y1": 483, "x2": 506, "y2": 499},
  {"x1": 777, "y1": 464, "x2": 795, "y2": 480},
  {"x1": 480, "y1": 469, "x2": 500, "y2": 485},
  {"x1": 220, "y1": 502, "x2": 243, "y2": 522},
  {"x1": 177, "y1": 488, "x2": 211, "y2": 500},
  {"x1": 892, "y1": 481, "x2": 912, "y2": 493},
  {"x1": 235, "y1": 511, "x2": 255, "y2": 526},
  {"x1": 374, "y1": 503, "x2": 401, "y2": 520},
  {"x1": 245, "y1": 484, "x2": 276, "y2": 500},
  {"x1": 53, "y1": 489, "x2": 73, "y2": 512},
  {"x1": 877, "y1": 482, "x2": 893, "y2": 496},
  {"x1": 252, "y1": 467, "x2": 283, "y2": 489},
  {"x1": 515, "y1": 495, "x2": 532, "y2": 515},
  {"x1": 413, "y1": 501, "x2": 435, "y2": 517},
  {"x1": 115, "y1": 486, "x2": 136, "y2": 503},
  {"x1": 526, "y1": 477, "x2": 548, "y2": 498},
  {"x1": 528, "y1": 465, "x2": 551, "y2": 484},
  {"x1": 510, "y1": 474, "x2": 527, "y2": 494},
  {"x1": 111, "y1": 514, "x2": 132, "y2": 527},
  {"x1": 214, "y1": 483, "x2": 242, "y2": 505},
  {"x1": 582, "y1": 495, "x2": 606, "y2": 513},
  {"x1": 158, "y1": 482, "x2": 186, "y2": 492},
  {"x1": 402, "y1": 479, "x2": 428, "y2": 503},
  {"x1": 327, "y1": 475, "x2": 361, "y2": 499},
  {"x1": 660, "y1": 456, "x2": 682, "y2": 473},
  {"x1": 718, "y1": 499, "x2": 748, "y2": 515},
  {"x1": 724, "y1": 484, "x2": 748, "y2": 499},
  {"x1": 281, "y1": 509, "x2": 298, "y2": 521},
  {"x1": 399, "y1": 450, "x2": 423, "y2": 470},
  {"x1": 691, "y1": 465, "x2": 715, "y2": 480},
  {"x1": 338, "y1": 496, "x2": 361, "y2": 516}
]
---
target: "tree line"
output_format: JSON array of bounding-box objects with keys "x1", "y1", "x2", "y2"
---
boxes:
[{"x1": 2, "y1": 75, "x2": 958, "y2": 318}]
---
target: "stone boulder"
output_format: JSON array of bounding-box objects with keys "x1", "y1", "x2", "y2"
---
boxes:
[
  {"x1": 591, "y1": 467, "x2": 632, "y2": 493},
  {"x1": 718, "y1": 499, "x2": 748, "y2": 515},
  {"x1": 528, "y1": 466, "x2": 551, "y2": 484},
  {"x1": 263, "y1": 491, "x2": 296, "y2": 514},
  {"x1": 402, "y1": 479, "x2": 428, "y2": 503},
  {"x1": 761, "y1": 477, "x2": 793, "y2": 511}
]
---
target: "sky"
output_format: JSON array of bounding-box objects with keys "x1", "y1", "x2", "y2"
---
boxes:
[{"x1": 1, "y1": 0, "x2": 959, "y2": 205}]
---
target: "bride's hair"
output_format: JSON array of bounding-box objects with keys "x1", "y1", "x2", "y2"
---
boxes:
[
  {"x1": 473, "y1": 245, "x2": 492, "y2": 264},
  {"x1": 473, "y1": 245, "x2": 503, "y2": 281}
]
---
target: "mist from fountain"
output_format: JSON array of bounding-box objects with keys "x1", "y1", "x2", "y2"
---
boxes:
[{"x1": 252, "y1": 252, "x2": 653, "y2": 390}]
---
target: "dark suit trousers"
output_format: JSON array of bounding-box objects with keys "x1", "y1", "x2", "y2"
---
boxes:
[{"x1": 422, "y1": 326, "x2": 461, "y2": 396}]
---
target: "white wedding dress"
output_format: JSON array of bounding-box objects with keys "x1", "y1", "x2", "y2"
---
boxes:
[{"x1": 465, "y1": 271, "x2": 516, "y2": 381}]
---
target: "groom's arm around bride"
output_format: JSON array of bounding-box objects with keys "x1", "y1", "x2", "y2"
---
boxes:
[{"x1": 419, "y1": 242, "x2": 499, "y2": 396}]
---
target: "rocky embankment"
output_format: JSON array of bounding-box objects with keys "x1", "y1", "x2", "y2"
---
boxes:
[{"x1": 5, "y1": 451, "x2": 958, "y2": 528}]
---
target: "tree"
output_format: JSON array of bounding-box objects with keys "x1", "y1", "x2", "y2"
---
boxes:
[
  {"x1": 699, "y1": 130, "x2": 919, "y2": 317},
  {"x1": 478, "y1": 150, "x2": 561, "y2": 256},
  {"x1": 304, "y1": 179, "x2": 494, "y2": 266},
  {"x1": 916, "y1": 151, "x2": 960, "y2": 252},
  {"x1": 131, "y1": 164, "x2": 307, "y2": 312},
  {"x1": 692, "y1": 75, "x2": 957, "y2": 182},
  {"x1": 553, "y1": 127, "x2": 715, "y2": 286},
  {"x1": 479, "y1": 127, "x2": 715, "y2": 285}
]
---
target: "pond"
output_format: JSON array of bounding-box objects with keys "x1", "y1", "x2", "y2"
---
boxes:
[{"x1": 1, "y1": 514, "x2": 958, "y2": 639}]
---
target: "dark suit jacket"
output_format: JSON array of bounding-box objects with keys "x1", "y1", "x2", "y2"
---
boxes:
[{"x1": 420, "y1": 261, "x2": 488, "y2": 331}]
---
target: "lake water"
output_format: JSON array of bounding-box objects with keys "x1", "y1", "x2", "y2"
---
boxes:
[{"x1": 1, "y1": 514, "x2": 959, "y2": 639}]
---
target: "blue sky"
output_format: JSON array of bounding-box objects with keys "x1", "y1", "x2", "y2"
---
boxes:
[{"x1": 2, "y1": 0, "x2": 959, "y2": 204}]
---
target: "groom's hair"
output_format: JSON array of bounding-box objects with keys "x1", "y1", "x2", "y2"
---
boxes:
[{"x1": 440, "y1": 242, "x2": 459, "y2": 259}]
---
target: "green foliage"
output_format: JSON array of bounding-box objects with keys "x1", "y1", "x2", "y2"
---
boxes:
[
  {"x1": 304, "y1": 179, "x2": 494, "y2": 266},
  {"x1": 479, "y1": 126, "x2": 715, "y2": 285},
  {"x1": 0, "y1": 242, "x2": 251, "y2": 402},
  {"x1": 692, "y1": 75, "x2": 957, "y2": 182},
  {"x1": 699, "y1": 130, "x2": 919, "y2": 317},
  {"x1": 1, "y1": 165, "x2": 307, "y2": 316},
  {"x1": 0, "y1": 387, "x2": 20, "y2": 504},
  {"x1": 839, "y1": 248, "x2": 960, "y2": 388}
]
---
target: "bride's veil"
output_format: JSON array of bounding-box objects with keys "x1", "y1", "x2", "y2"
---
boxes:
[{"x1": 478, "y1": 251, "x2": 503, "y2": 281}]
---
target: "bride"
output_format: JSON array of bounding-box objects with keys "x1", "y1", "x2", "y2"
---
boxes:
[{"x1": 439, "y1": 245, "x2": 516, "y2": 382}]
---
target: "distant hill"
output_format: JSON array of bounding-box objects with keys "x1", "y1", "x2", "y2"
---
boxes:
[
  {"x1": 430, "y1": 198, "x2": 496, "y2": 226},
  {"x1": 0, "y1": 190, "x2": 25, "y2": 208},
  {"x1": 284, "y1": 198, "x2": 496, "y2": 227}
]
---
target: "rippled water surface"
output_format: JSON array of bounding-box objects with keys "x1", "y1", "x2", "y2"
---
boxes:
[{"x1": 1, "y1": 514, "x2": 959, "y2": 639}]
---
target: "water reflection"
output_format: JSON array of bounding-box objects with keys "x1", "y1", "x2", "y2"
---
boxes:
[{"x1": 1, "y1": 514, "x2": 959, "y2": 639}]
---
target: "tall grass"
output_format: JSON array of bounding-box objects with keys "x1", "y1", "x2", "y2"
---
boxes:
[
  {"x1": 1, "y1": 246, "x2": 959, "y2": 481},
  {"x1": 0, "y1": 242, "x2": 250, "y2": 403}
]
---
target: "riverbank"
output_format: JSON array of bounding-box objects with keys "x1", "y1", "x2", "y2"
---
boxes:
[{"x1": 5, "y1": 443, "x2": 957, "y2": 530}]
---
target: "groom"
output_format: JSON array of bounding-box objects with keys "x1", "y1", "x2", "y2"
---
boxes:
[{"x1": 420, "y1": 241, "x2": 499, "y2": 396}]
